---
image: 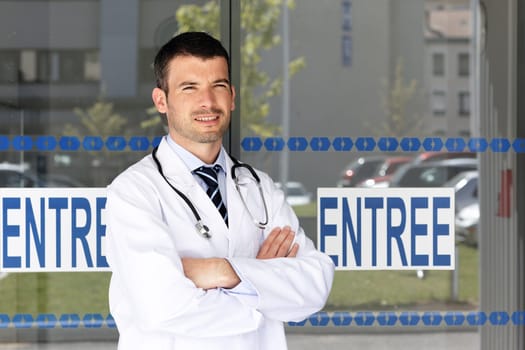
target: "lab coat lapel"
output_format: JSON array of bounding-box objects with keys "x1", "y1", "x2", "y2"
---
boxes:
[
  {"x1": 155, "y1": 138, "x2": 230, "y2": 240},
  {"x1": 226, "y1": 156, "x2": 247, "y2": 238},
  {"x1": 155, "y1": 138, "x2": 195, "y2": 188},
  {"x1": 225, "y1": 156, "x2": 265, "y2": 257}
]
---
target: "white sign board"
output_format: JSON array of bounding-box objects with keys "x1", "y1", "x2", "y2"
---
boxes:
[
  {"x1": 318, "y1": 188, "x2": 455, "y2": 270},
  {"x1": 0, "y1": 188, "x2": 109, "y2": 272}
]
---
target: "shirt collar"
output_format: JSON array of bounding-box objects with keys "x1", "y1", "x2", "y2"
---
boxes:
[{"x1": 165, "y1": 135, "x2": 227, "y2": 174}]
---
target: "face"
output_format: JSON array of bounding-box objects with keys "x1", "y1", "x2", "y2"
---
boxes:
[{"x1": 152, "y1": 55, "x2": 235, "y2": 152}]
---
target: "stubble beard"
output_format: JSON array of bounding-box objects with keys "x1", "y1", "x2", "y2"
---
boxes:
[{"x1": 172, "y1": 110, "x2": 230, "y2": 145}]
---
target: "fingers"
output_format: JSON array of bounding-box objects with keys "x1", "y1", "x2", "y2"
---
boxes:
[
  {"x1": 275, "y1": 227, "x2": 295, "y2": 257},
  {"x1": 287, "y1": 243, "x2": 299, "y2": 257},
  {"x1": 257, "y1": 226, "x2": 299, "y2": 259},
  {"x1": 256, "y1": 227, "x2": 280, "y2": 258}
]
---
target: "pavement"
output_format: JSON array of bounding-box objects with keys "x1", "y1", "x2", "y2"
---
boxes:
[{"x1": 0, "y1": 330, "x2": 479, "y2": 350}]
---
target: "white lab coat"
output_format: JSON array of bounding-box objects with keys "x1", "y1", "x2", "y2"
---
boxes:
[{"x1": 106, "y1": 138, "x2": 335, "y2": 350}]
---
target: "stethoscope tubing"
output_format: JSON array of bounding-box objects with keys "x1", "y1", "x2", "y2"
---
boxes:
[{"x1": 151, "y1": 146, "x2": 269, "y2": 238}]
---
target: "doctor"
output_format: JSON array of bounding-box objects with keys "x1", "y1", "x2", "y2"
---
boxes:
[{"x1": 106, "y1": 31, "x2": 334, "y2": 350}]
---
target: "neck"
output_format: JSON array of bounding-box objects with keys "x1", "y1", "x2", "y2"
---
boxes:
[
  {"x1": 191, "y1": 143, "x2": 222, "y2": 164},
  {"x1": 169, "y1": 134, "x2": 222, "y2": 164}
]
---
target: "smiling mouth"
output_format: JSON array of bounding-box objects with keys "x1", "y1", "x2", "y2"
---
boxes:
[{"x1": 194, "y1": 115, "x2": 219, "y2": 122}]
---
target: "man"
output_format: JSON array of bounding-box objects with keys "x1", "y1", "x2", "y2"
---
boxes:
[{"x1": 106, "y1": 31, "x2": 334, "y2": 350}]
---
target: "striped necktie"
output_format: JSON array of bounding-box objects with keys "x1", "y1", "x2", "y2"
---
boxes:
[{"x1": 194, "y1": 165, "x2": 228, "y2": 226}]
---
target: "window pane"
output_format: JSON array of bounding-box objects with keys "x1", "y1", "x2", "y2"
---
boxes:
[
  {"x1": 459, "y1": 91, "x2": 470, "y2": 115},
  {"x1": 0, "y1": 51, "x2": 19, "y2": 83},
  {"x1": 238, "y1": 2, "x2": 480, "y2": 340},
  {"x1": 458, "y1": 52, "x2": 470, "y2": 76},
  {"x1": 59, "y1": 51, "x2": 85, "y2": 83},
  {"x1": 432, "y1": 90, "x2": 447, "y2": 115},
  {"x1": 0, "y1": 0, "x2": 222, "y2": 345},
  {"x1": 432, "y1": 52, "x2": 445, "y2": 76}
]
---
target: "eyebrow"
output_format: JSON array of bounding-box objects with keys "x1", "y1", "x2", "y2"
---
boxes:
[
  {"x1": 177, "y1": 78, "x2": 230, "y2": 88},
  {"x1": 214, "y1": 78, "x2": 231, "y2": 85}
]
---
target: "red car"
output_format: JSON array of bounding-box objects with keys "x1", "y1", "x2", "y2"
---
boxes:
[
  {"x1": 338, "y1": 155, "x2": 413, "y2": 187},
  {"x1": 411, "y1": 151, "x2": 476, "y2": 164}
]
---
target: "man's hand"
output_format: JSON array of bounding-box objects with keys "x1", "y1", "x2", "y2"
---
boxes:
[
  {"x1": 182, "y1": 258, "x2": 240, "y2": 290},
  {"x1": 257, "y1": 226, "x2": 299, "y2": 259}
]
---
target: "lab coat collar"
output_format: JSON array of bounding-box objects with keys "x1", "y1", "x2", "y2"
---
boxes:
[
  {"x1": 165, "y1": 135, "x2": 228, "y2": 175},
  {"x1": 154, "y1": 137, "x2": 231, "y2": 238},
  {"x1": 153, "y1": 138, "x2": 196, "y2": 188}
]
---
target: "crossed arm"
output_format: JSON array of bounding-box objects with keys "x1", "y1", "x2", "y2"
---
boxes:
[{"x1": 182, "y1": 226, "x2": 299, "y2": 290}]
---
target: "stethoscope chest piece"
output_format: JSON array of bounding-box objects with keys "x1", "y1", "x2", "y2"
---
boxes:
[{"x1": 195, "y1": 221, "x2": 212, "y2": 239}]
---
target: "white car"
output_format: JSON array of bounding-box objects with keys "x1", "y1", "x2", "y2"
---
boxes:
[
  {"x1": 275, "y1": 181, "x2": 312, "y2": 206},
  {"x1": 455, "y1": 202, "x2": 479, "y2": 246}
]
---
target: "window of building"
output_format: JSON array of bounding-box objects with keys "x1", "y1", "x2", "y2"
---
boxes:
[
  {"x1": 432, "y1": 90, "x2": 446, "y2": 115},
  {"x1": 20, "y1": 50, "x2": 37, "y2": 82},
  {"x1": 36, "y1": 51, "x2": 58, "y2": 82},
  {"x1": 0, "y1": 51, "x2": 20, "y2": 83},
  {"x1": 459, "y1": 91, "x2": 470, "y2": 116},
  {"x1": 12, "y1": 50, "x2": 101, "y2": 83},
  {"x1": 342, "y1": 0, "x2": 352, "y2": 31},
  {"x1": 84, "y1": 51, "x2": 101, "y2": 81},
  {"x1": 458, "y1": 52, "x2": 470, "y2": 76},
  {"x1": 432, "y1": 52, "x2": 445, "y2": 76},
  {"x1": 342, "y1": 35, "x2": 352, "y2": 67},
  {"x1": 59, "y1": 51, "x2": 86, "y2": 83}
]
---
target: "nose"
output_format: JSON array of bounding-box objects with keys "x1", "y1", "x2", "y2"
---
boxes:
[{"x1": 198, "y1": 86, "x2": 216, "y2": 108}]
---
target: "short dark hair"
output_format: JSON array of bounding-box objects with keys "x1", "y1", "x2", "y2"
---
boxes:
[{"x1": 153, "y1": 32, "x2": 231, "y2": 93}]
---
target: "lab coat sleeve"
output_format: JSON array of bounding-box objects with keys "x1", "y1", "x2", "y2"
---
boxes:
[
  {"x1": 106, "y1": 167, "x2": 263, "y2": 338},
  {"x1": 227, "y1": 174, "x2": 335, "y2": 322}
]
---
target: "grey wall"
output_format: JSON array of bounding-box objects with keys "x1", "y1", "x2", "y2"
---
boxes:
[
  {"x1": 479, "y1": 0, "x2": 524, "y2": 348},
  {"x1": 247, "y1": 0, "x2": 426, "y2": 193}
]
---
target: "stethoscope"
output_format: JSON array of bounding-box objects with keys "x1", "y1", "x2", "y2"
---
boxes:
[{"x1": 152, "y1": 146, "x2": 269, "y2": 239}]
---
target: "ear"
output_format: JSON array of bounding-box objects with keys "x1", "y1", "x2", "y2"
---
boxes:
[
  {"x1": 230, "y1": 85, "x2": 236, "y2": 111},
  {"x1": 152, "y1": 87, "x2": 168, "y2": 114}
]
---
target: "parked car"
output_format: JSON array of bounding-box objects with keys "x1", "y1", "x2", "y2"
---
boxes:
[
  {"x1": 455, "y1": 202, "x2": 479, "y2": 246},
  {"x1": 337, "y1": 155, "x2": 413, "y2": 187},
  {"x1": 443, "y1": 170, "x2": 478, "y2": 213},
  {"x1": 275, "y1": 181, "x2": 312, "y2": 206},
  {"x1": 411, "y1": 151, "x2": 476, "y2": 165},
  {"x1": 388, "y1": 158, "x2": 478, "y2": 187},
  {"x1": 356, "y1": 156, "x2": 413, "y2": 188},
  {"x1": 0, "y1": 162, "x2": 84, "y2": 187},
  {"x1": 39, "y1": 173, "x2": 86, "y2": 187},
  {"x1": 0, "y1": 162, "x2": 40, "y2": 187}
]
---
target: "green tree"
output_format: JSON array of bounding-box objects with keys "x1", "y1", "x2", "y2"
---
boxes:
[
  {"x1": 64, "y1": 98, "x2": 129, "y2": 185},
  {"x1": 141, "y1": 0, "x2": 305, "y2": 138},
  {"x1": 65, "y1": 99, "x2": 127, "y2": 140},
  {"x1": 366, "y1": 58, "x2": 423, "y2": 137}
]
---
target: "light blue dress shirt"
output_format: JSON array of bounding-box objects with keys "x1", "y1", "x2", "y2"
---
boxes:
[{"x1": 165, "y1": 135, "x2": 228, "y2": 203}]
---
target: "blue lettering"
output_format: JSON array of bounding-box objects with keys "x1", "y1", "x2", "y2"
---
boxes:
[
  {"x1": 433, "y1": 197, "x2": 451, "y2": 266},
  {"x1": 72, "y1": 197, "x2": 93, "y2": 268},
  {"x1": 365, "y1": 198, "x2": 383, "y2": 266},
  {"x1": 2, "y1": 198, "x2": 21, "y2": 268},
  {"x1": 342, "y1": 197, "x2": 361, "y2": 266},
  {"x1": 320, "y1": 197, "x2": 339, "y2": 266},
  {"x1": 387, "y1": 197, "x2": 407, "y2": 266},
  {"x1": 411, "y1": 197, "x2": 429, "y2": 266},
  {"x1": 49, "y1": 197, "x2": 68, "y2": 268},
  {"x1": 96, "y1": 197, "x2": 108, "y2": 268},
  {"x1": 25, "y1": 198, "x2": 45, "y2": 268}
]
